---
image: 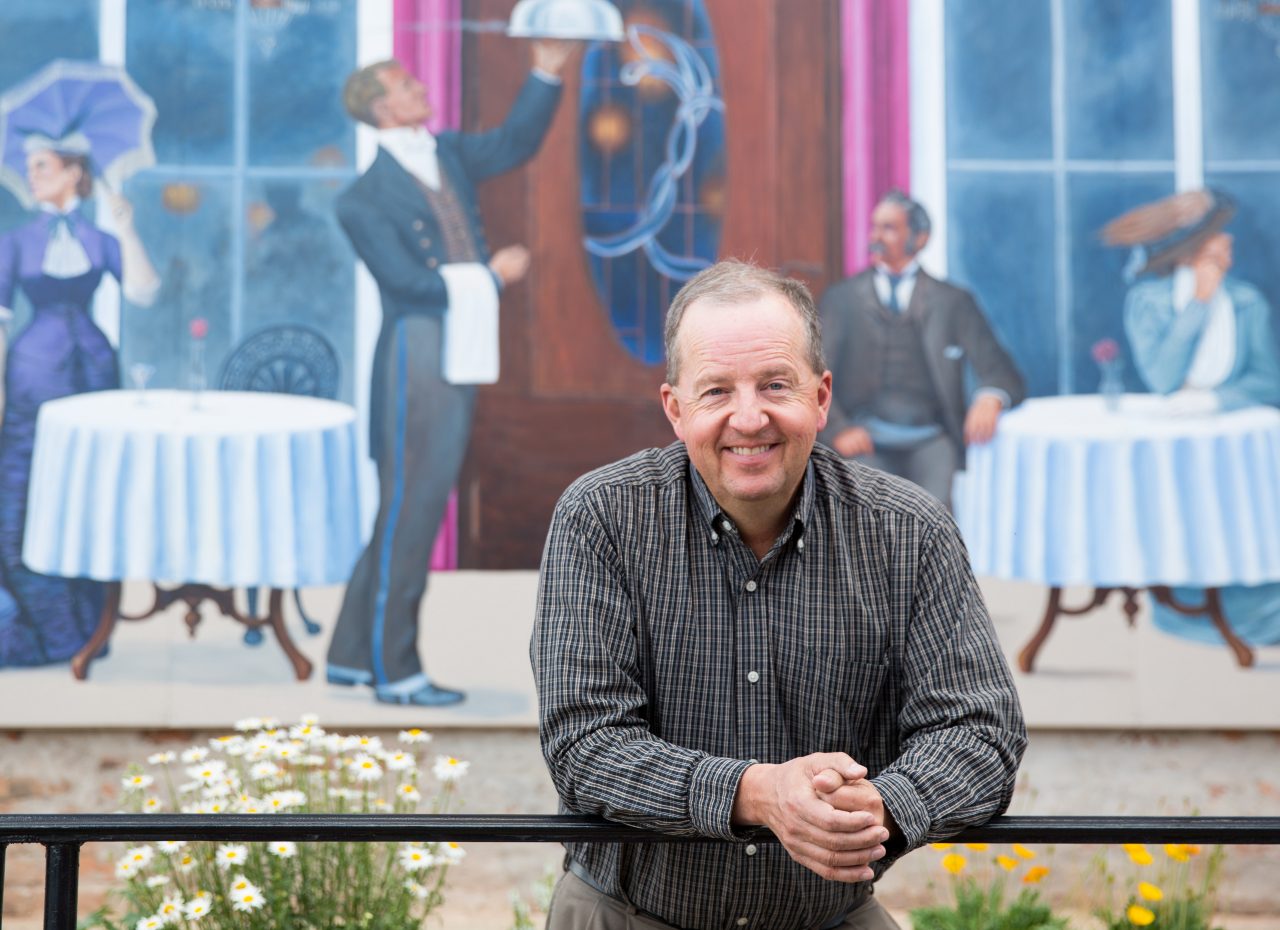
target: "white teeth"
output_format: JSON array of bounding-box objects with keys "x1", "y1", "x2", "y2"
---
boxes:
[{"x1": 730, "y1": 446, "x2": 768, "y2": 455}]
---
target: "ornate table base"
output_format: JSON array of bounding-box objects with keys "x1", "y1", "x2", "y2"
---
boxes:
[
  {"x1": 70, "y1": 583, "x2": 314, "y2": 681},
  {"x1": 1018, "y1": 585, "x2": 1255, "y2": 673}
]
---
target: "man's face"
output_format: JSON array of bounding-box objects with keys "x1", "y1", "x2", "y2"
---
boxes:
[
  {"x1": 661, "y1": 293, "x2": 832, "y2": 519},
  {"x1": 869, "y1": 201, "x2": 921, "y2": 271},
  {"x1": 1195, "y1": 231, "x2": 1234, "y2": 272},
  {"x1": 373, "y1": 65, "x2": 433, "y2": 129}
]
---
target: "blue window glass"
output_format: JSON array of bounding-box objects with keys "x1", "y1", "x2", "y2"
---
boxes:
[
  {"x1": 0, "y1": 0, "x2": 97, "y2": 92},
  {"x1": 1205, "y1": 171, "x2": 1280, "y2": 318},
  {"x1": 119, "y1": 175, "x2": 234, "y2": 391},
  {"x1": 579, "y1": 0, "x2": 725, "y2": 365},
  {"x1": 945, "y1": 0, "x2": 1052, "y2": 160},
  {"x1": 127, "y1": 0, "x2": 235, "y2": 166},
  {"x1": 248, "y1": 4, "x2": 355, "y2": 168},
  {"x1": 242, "y1": 179, "x2": 355, "y2": 400},
  {"x1": 1067, "y1": 172, "x2": 1175, "y2": 395},
  {"x1": 1064, "y1": 0, "x2": 1173, "y2": 161},
  {"x1": 947, "y1": 171, "x2": 1058, "y2": 398},
  {"x1": 1202, "y1": 6, "x2": 1280, "y2": 162}
]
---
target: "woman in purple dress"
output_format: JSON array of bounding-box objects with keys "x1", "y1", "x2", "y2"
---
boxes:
[{"x1": 0, "y1": 140, "x2": 158, "y2": 666}]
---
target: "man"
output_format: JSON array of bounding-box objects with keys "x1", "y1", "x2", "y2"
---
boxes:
[
  {"x1": 819, "y1": 191, "x2": 1025, "y2": 510},
  {"x1": 327, "y1": 42, "x2": 572, "y2": 706},
  {"x1": 532, "y1": 261, "x2": 1026, "y2": 929}
]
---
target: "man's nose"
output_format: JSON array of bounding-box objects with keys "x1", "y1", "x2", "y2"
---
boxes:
[{"x1": 727, "y1": 393, "x2": 768, "y2": 432}]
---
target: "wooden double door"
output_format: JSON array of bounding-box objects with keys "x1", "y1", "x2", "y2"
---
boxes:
[{"x1": 458, "y1": 0, "x2": 845, "y2": 568}]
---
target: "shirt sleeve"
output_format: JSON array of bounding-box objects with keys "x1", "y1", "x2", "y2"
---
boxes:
[
  {"x1": 531, "y1": 492, "x2": 754, "y2": 841},
  {"x1": 869, "y1": 517, "x2": 1026, "y2": 865}
]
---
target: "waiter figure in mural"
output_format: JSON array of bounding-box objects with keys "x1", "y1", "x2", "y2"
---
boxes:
[
  {"x1": 818, "y1": 190, "x2": 1025, "y2": 511},
  {"x1": 327, "y1": 40, "x2": 573, "y2": 706},
  {"x1": 1104, "y1": 188, "x2": 1280, "y2": 647}
]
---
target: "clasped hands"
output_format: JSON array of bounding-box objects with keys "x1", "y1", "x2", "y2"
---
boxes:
[{"x1": 732, "y1": 753, "x2": 893, "y2": 883}]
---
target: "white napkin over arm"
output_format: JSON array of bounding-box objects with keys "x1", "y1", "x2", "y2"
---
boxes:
[{"x1": 440, "y1": 262, "x2": 500, "y2": 384}]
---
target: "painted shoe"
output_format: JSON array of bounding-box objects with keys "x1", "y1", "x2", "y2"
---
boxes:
[
  {"x1": 375, "y1": 683, "x2": 466, "y2": 707},
  {"x1": 327, "y1": 665, "x2": 373, "y2": 687}
]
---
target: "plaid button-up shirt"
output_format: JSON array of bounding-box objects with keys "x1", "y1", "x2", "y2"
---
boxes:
[{"x1": 532, "y1": 442, "x2": 1025, "y2": 930}]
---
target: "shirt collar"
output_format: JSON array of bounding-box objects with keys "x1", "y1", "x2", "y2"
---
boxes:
[
  {"x1": 39, "y1": 197, "x2": 81, "y2": 216},
  {"x1": 686, "y1": 454, "x2": 815, "y2": 547},
  {"x1": 874, "y1": 258, "x2": 919, "y2": 282}
]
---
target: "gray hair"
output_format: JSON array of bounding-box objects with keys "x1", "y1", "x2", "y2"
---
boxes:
[
  {"x1": 343, "y1": 60, "x2": 399, "y2": 127},
  {"x1": 878, "y1": 189, "x2": 931, "y2": 243},
  {"x1": 663, "y1": 260, "x2": 826, "y2": 385}
]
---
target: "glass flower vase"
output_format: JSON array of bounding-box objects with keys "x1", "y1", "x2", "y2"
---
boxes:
[
  {"x1": 189, "y1": 340, "x2": 207, "y2": 410},
  {"x1": 1098, "y1": 359, "x2": 1124, "y2": 412}
]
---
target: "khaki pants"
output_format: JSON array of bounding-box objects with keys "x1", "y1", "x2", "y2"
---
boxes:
[{"x1": 546, "y1": 870, "x2": 902, "y2": 930}]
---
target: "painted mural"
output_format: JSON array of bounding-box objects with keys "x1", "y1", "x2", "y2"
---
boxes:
[{"x1": 0, "y1": 0, "x2": 1278, "y2": 730}]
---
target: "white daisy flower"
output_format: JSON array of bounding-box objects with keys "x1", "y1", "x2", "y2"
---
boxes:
[
  {"x1": 396, "y1": 784, "x2": 421, "y2": 803},
  {"x1": 208, "y1": 735, "x2": 242, "y2": 752},
  {"x1": 178, "y1": 780, "x2": 203, "y2": 796},
  {"x1": 438, "y1": 841, "x2": 466, "y2": 863},
  {"x1": 404, "y1": 879, "x2": 431, "y2": 900},
  {"x1": 231, "y1": 887, "x2": 267, "y2": 912},
  {"x1": 145, "y1": 875, "x2": 170, "y2": 888},
  {"x1": 176, "y1": 853, "x2": 197, "y2": 874},
  {"x1": 250, "y1": 761, "x2": 281, "y2": 780},
  {"x1": 156, "y1": 895, "x2": 184, "y2": 923},
  {"x1": 299, "y1": 712, "x2": 320, "y2": 726},
  {"x1": 398, "y1": 728, "x2": 432, "y2": 745},
  {"x1": 290, "y1": 722, "x2": 325, "y2": 741},
  {"x1": 215, "y1": 843, "x2": 248, "y2": 869},
  {"x1": 180, "y1": 747, "x2": 208, "y2": 764},
  {"x1": 398, "y1": 845, "x2": 435, "y2": 871},
  {"x1": 432, "y1": 756, "x2": 469, "y2": 781},
  {"x1": 186, "y1": 760, "x2": 227, "y2": 784},
  {"x1": 142, "y1": 797, "x2": 163, "y2": 813},
  {"x1": 114, "y1": 860, "x2": 137, "y2": 879},
  {"x1": 268, "y1": 840, "x2": 297, "y2": 858},
  {"x1": 383, "y1": 750, "x2": 415, "y2": 772},
  {"x1": 345, "y1": 734, "x2": 383, "y2": 755},
  {"x1": 299, "y1": 753, "x2": 327, "y2": 767},
  {"x1": 350, "y1": 754, "x2": 383, "y2": 782},
  {"x1": 372, "y1": 797, "x2": 390, "y2": 811},
  {"x1": 184, "y1": 896, "x2": 211, "y2": 918},
  {"x1": 157, "y1": 840, "x2": 186, "y2": 853},
  {"x1": 234, "y1": 717, "x2": 263, "y2": 732},
  {"x1": 229, "y1": 874, "x2": 258, "y2": 894},
  {"x1": 135, "y1": 916, "x2": 164, "y2": 930},
  {"x1": 123, "y1": 846, "x2": 155, "y2": 867},
  {"x1": 146, "y1": 751, "x2": 176, "y2": 765},
  {"x1": 122, "y1": 773, "x2": 154, "y2": 792}
]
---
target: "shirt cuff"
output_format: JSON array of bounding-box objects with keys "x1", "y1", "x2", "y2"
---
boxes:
[
  {"x1": 688, "y1": 756, "x2": 755, "y2": 841},
  {"x1": 869, "y1": 770, "x2": 930, "y2": 868},
  {"x1": 532, "y1": 68, "x2": 563, "y2": 86}
]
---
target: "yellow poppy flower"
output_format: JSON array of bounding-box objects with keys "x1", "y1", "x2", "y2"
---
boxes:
[
  {"x1": 1164, "y1": 843, "x2": 1191, "y2": 863},
  {"x1": 996, "y1": 854, "x2": 1019, "y2": 871},
  {"x1": 963, "y1": 842, "x2": 990, "y2": 851},
  {"x1": 1127, "y1": 905, "x2": 1156, "y2": 926},
  {"x1": 929, "y1": 843, "x2": 955, "y2": 850},
  {"x1": 1123, "y1": 844, "x2": 1154, "y2": 866},
  {"x1": 1012, "y1": 843, "x2": 1036, "y2": 860},
  {"x1": 1138, "y1": 881, "x2": 1164, "y2": 902},
  {"x1": 1023, "y1": 865, "x2": 1049, "y2": 884},
  {"x1": 941, "y1": 853, "x2": 967, "y2": 875}
]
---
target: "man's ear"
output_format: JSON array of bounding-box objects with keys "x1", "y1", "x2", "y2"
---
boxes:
[
  {"x1": 660, "y1": 383, "x2": 685, "y2": 440},
  {"x1": 369, "y1": 96, "x2": 390, "y2": 128},
  {"x1": 816, "y1": 370, "x2": 832, "y2": 432},
  {"x1": 911, "y1": 231, "x2": 930, "y2": 256}
]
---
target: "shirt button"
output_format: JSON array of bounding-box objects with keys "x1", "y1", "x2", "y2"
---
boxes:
[
  {"x1": 747, "y1": 670, "x2": 760, "y2": 683},
  {"x1": 745, "y1": 844, "x2": 758, "y2": 856},
  {"x1": 737, "y1": 919, "x2": 748, "y2": 927},
  {"x1": 419, "y1": 237, "x2": 432, "y2": 248},
  {"x1": 427, "y1": 257, "x2": 439, "y2": 268},
  {"x1": 797, "y1": 538, "x2": 805, "y2": 550},
  {"x1": 745, "y1": 580, "x2": 757, "y2": 592},
  {"x1": 413, "y1": 220, "x2": 425, "y2": 230}
]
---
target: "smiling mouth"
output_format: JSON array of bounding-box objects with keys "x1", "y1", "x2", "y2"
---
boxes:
[{"x1": 727, "y1": 445, "x2": 775, "y2": 456}]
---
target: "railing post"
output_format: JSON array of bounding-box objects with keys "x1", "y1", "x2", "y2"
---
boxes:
[{"x1": 43, "y1": 843, "x2": 81, "y2": 930}]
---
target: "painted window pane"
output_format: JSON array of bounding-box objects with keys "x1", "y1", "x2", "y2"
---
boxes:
[
  {"x1": 241, "y1": 179, "x2": 355, "y2": 402},
  {"x1": 118, "y1": 175, "x2": 233, "y2": 390},
  {"x1": 945, "y1": 0, "x2": 1052, "y2": 160},
  {"x1": 1067, "y1": 172, "x2": 1175, "y2": 394},
  {"x1": 1064, "y1": 0, "x2": 1173, "y2": 161},
  {"x1": 1205, "y1": 171, "x2": 1280, "y2": 317},
  {"x1": 1202, "y1": 6, "x2": 1280, "y2": 162},
  {"x1": 947, "y1": 171, "x2": 1058, "y2": 397},
  {"x1": 127, "y1": 0, "x2": 235, "y2": 165},
  {"x1": 0, "y1": 0, "x2": 97, "y2": 93},
  {"x1": 248, "y1": 4, "x2": 355, "y2": 168}
]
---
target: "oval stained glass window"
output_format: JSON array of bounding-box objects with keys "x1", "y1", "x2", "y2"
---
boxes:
[{"x1": 579, "y1": 0, "x2": 726, "y2": 365}]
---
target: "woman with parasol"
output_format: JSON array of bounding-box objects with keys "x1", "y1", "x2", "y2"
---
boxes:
[{"x1": 0, "y1": 61, "x2": 160, "y2": 667}]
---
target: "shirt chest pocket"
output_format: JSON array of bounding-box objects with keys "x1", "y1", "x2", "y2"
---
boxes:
[{"x1": 773, "y1": 640, "x2": 889, "y2": 761}]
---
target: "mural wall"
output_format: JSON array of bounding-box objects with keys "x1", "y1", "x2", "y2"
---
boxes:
[{"x1": 0, "y1": 0, "x2": 1277, "y2": 728}]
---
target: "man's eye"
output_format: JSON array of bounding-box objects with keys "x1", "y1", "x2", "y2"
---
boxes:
[
  {"x1": 704, "y1": 388, "x2": 726, "y2": 397},
  {"x1": 766, "y1": 382, "x2": 787, "y2": 392}
]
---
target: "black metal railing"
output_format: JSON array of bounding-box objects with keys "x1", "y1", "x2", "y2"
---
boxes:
[{"x1": 3, "y1": 814, "x2": 1279, "y2": 930}]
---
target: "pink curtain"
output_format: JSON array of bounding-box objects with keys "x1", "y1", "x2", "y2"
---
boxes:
[
  {"x1": 841, "y1": 0, "x2": 912, "y2": 276},
  {"x1": 395, "y1": 0, "x2": 462, "y2": 569}
]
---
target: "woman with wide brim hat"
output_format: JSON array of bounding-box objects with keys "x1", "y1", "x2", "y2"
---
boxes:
[{"x1": 1102, "y1": 189, "x2": 1280, "y2": 646}]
